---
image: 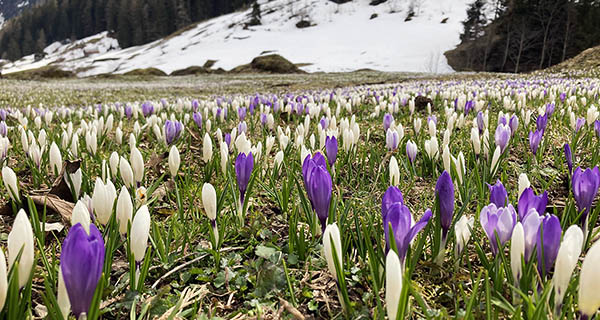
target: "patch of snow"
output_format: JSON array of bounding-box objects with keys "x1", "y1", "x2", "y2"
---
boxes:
[
  {"x1": 1, "y1": 0, "x2": 471, "y2": 76},
  {"x1": 16, "y1": 1, "x2": 28, "y2": 8}
]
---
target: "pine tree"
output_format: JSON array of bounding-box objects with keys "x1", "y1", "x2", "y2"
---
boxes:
[
  {"x1": 117, "y1": 0, "x2": 132, "y2": 47},
  {"x1": 461, "y1": 0, "x2": 486, "y2": 42}
]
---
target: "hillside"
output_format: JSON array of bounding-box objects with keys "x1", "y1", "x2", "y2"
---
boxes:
[
  {"x1": 0, "y1": 0, "x2": 38, "y2": 28},
  {"x1": 0, "y1": 0, "x2": 471, "y2": 76}
]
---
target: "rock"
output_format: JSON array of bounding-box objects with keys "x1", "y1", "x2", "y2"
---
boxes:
[
  {"x1": 415, "y1": 96, "x2": 433, "y2": 111},
  {"x1": 230, "y1": 54, "x2": 305, "y2": 74}
]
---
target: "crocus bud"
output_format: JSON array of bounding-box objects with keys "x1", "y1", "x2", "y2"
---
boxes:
[
  {"x1": 510, "y1": 222, "x2": 525, "y2": 283},
  {"x1": 120, "y1": 157, "x2": 135, "y2": 189},
  {"x1": 131, "y1": 147, "x2": 144, "y2": 185},
  {"x1": 0, "y1": 248, "x2": 7, "y2": 311},
  {"x1": 219, "y1": 142, "x2": 228, "y2": 175},
  {"x1": 552, "y1": 225, "x2": 583, "y2": 314},
  {"x1": 60, "y1": 223, "x2": 104, "y2": 318},
  {"x1": 2, "y1": 166, "x2": 19, "y2": 203},
  {"x1": 203, "y1": 133, "x2": 213, "y2": 162},
  {"x1": 116, "y1": 187, "x2": 133, "y2": 235},
  {"x1": 389, "y1": 156, "x2": 400, "y2": 186},
  {"x1": 274, "y1": 151, "x2": 284, "y2": 170},
  {"x1": 109, "y1": 152, "x2": 119, "y2": 178},
  {"x1": 235, "y1": 152, "x2": 254, "y2": 205},
  {"x1": 424, "y1": 137, "x2": 439, "y2": 160},
  {"x1": 71, "y1": 200, "x2": 91, "y2": 235},
  {"x1": 57, "y1": 269, "x2": 70, "y2": 319},
  {"x1": 442, "y1": 145, "x2": 451, "y2": 173},
  {"x1": 8, "y1": 209, "x2": 34, "y2": 288},
  {"x1": 488, "y1": 180, "x2": 508, "y2": 207},
  {"x1": 578, "y1": 239, "x2": 600, "y2": 319},
  {"x1": 436, "y1": 171, "x2": 454, "y2": 240},
  {"x1": 518, "y1": 173, "x2": 530, "y2": 199},
  {"x1": 470, "y1": 127, "x2": 481, "y2": 155},
  {"x1": 536, "y1": 214, "x2": 561, "y2": 278},
  {"x1": 325, "y1": 136, "x2": 338, "y2": 166},
  {"x1": 49, "y1": 142, "x2": 62, "y2": 175},
  {"x1": 92, "y1": 178, "x2": 111, "y2": 225},
  {"x1": 323, "y1": 223, "x2": 342, "y2": 278},
  {"x1": 385, "y1": 250, "x2": 402, "y2": 320},
  {"x1": 406, "y1": 140, "x2": 417, "y2": 163},
  {"x1": 131, "y1": 205, "x2": 150, "y2": 262},
  {"x1": 168, "y1": 145, "x2": 180, "y2": 178},
  {"x1": 490, "y1": 146, "x2": 501, "y2": 176},
  {"x1": 572, "y1": 166, "x2": 600, "y2": 229},
  {"x1": 202, "y1": 183, "x2": 217, "y2": 221},
  {"x1": 455, "y1": 215, "x2": 474, "y2": 258}
]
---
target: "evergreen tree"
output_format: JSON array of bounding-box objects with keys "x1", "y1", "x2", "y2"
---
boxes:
[{"x1": 461, "y1": 0, "x2": 486, "y2": 41}]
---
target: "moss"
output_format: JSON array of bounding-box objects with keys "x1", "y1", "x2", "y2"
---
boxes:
[
  {"x1": 170, "y1": 66, "x2": 209, "y2": 76},
  {"x1": 123, "y1": 68, "x2": 167, "y2": 77},
  {"x1": 3, "y1": 66, "x2": 75, "y2": 79}
]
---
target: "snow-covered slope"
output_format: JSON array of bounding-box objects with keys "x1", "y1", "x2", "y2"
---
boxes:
[{"x1": 1, "y1": 0, "x2": 471, "y2": 76}]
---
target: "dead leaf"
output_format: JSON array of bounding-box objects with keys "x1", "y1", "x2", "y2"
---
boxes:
[{"x1": 31, "y1": 194, "x2": 75, "y2": 221}]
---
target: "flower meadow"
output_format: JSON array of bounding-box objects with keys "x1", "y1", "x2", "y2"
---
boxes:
[{"x1": 1, "y1": 75, "x2": 600, "y2": 319}]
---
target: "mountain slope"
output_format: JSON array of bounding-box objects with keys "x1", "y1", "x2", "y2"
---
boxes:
[
  {"x1": 0, "y1": 0, "x2": 38, "y2": 28},
  {"x1": 1, "y1": 0, "x2": 471, "y2": 76}
]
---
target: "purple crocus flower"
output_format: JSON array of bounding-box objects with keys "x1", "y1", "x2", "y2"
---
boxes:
[
  {"x1": 0, "y1": 109, "x2": 6, "y2": 121},
  {"x1": 164, "y1": 120, "x2": 183, "y2": 145},
  {"x1": 509, "y1": 115, "x2": 518, "y2": 136},
  {"x1": 124, "y1": 105, "x2": 133, "y2": 119},
  {"x1": 529, "y1": 129, "x2": 543, "y2": 155},
  {"x1": 141, "y1": 102, "x2": 154, "y2": 117},
  {"x1": 307, "y1": 165, "x2": 332, "y2": 232},
  {"x1": 238, "y1": 107, "x2": 247, "y2": 121},
  {"x1": 383, "y1": 113, "x2": 393, "y2": 132},
  {"x1": 575, "y1": 117, "x2": 585, "y2": 133},
  {"x1": 383, "y1": 204, "x2": 432, "y2": 262},
  {"x1": 260, "y1": 113, "x2": 267, "y2": 126},
  {"x1": 238, "y1": 121, "x2": 247, "y2": 134},
  {"x1": 428, "y1": 115, "x2": 437, "y2": 125},
  {"x1": 560, "y1": 92, "x2": 566, "y2": 103},
  {"x1": 572, "y1": 166, "x2": 600, "y2": 223},
  {"x1": 522, "y1": 208, "x2": 542, "y2": 262},
  {"x1": 498, "y1": 115, "x2": 508, "y2": 126},
  {"x1": 495, "y1": 123, "x2": 511, "y2": 152},
  {"x1": 564, "y1": 143, "x2": 573, "y2": 174},
  {"x1": 381, "y1": 186, "x2": 404, "y2": 220},
  {"x1": 224, "y1": 133, "x2": 231, "y2": 149},
  {"x1": 435, "y1": 171, "x2": 454, "y2": 239},
  {"x1": 488, "y1": 180, "x2": 508, "y2": 208},
  {"x1": 386, "y1": 129, "x2": 399, "y2": 151},
  {"x1": 536, "y1": 113, "x2": 548, "y2": 131},
  {"x1": 325, "y1": 136, "x2": 338, "y2": 166},
  {"x1": 235, "y1": 152, "x2": 254, "y2": 205},
  {"x1": 477, "y1": 111, "x2": 485, "y2": 133},
  {"x1": 60, "y1": 223, "x2": 105, "y2": 318},
  {"x1": 479, "y1": 203, "x2": 517, "y2": 256},
  {"x1": 192, "y1": 99, "x2": 199, "y2": 111},
  {"x1": 302, "y1": 152, "x2": 327, "y2": 201},
  {"x1": 193, "y1": 112, "x2": 202, "y2": 129},
  {"x1": 536, "y1": 214, "x2": 561, "y2": 277},
  {"x1": 545, "y1": 103, "x2": 555, "y2": 117},
  {"x1": 517, "y1": 187, "x2": 548, "y2": 220},
  {"x1": 595, "y1": 120, "x2": 600, "y2": 138},
  {"x1": 0, "y1": 121, "x2": 6, "y2": 137},
  {"x1": 320, "y1": 117, "x2": 329, "y2": 130}
]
